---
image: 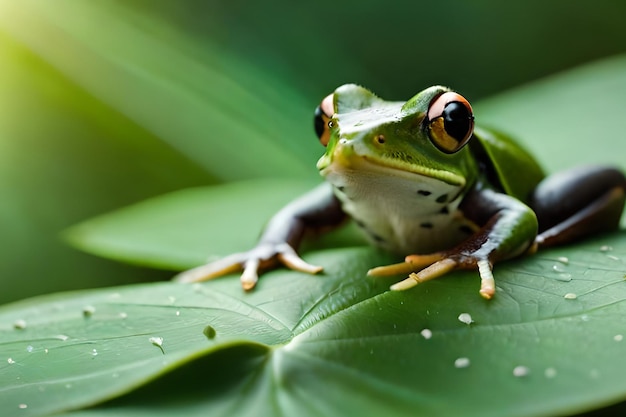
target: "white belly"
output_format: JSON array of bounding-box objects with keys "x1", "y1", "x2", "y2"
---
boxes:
[{"x1": 324, "y1": 162, "x2": 476, "y2": 255}]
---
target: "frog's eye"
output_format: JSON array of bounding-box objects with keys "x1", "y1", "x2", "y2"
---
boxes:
[
  {"x1": 314, "y1": 93, "x2": 335, "y2": 147},
  {"x1": 426, "y1": 92, "x2": 474, "y2": 153}
]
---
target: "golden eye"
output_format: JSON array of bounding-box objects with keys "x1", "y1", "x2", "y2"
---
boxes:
[
  {"x1": 427, "y1": 92, "x2": 474, "y2": 153},
  {"x1": 314, "y1": 93, "x2": 335, "y2": 147}
]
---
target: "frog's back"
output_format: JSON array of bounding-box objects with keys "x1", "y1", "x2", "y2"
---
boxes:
[{"x1": 470, "y1": 126, "x2": 545, "y2": 202}]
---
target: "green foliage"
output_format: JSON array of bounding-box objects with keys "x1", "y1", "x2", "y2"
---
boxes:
[{"x1": 2, "y1": 238, "x2": 626, "y2": 417}]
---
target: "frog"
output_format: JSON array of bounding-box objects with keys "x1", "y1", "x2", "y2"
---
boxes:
[{"x1": 176, "y1": 84, "x2": 626, "y2": 299}]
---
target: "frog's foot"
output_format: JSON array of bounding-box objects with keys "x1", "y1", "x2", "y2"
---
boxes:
[
  {"x1": 368, "y1": 252, "x2": 495, "y2": 299},
  {"x1": 174, "y1": 243, "x2": 323, "y2": 291}
]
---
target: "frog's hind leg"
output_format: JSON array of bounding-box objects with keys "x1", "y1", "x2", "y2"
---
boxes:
[{"x1": 529, "y1": 166, "x2": 626, "y2": 247}]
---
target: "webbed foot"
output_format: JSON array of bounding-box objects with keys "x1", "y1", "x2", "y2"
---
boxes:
[
  {"x1": 174, "y1": 243, "x2": 322, "y2": 290},
  {"x1": 368, "y1": 252, "x2": 496, "y2": 299}
]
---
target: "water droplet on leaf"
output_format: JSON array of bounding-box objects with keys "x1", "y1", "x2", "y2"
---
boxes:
[
  {"x1": 513, "y1": 365, "x2": 530, "y2": 377},
  {"x1": 454, "y1": 357, "x2": 470, "y2": 368},
  {"x1": 83, "y1": 305, "x2": 96, "y2": 317},
  {"x1": 149, "y1": 336, "x2": 165, "y2": 354},
  {"x1": 544, "y1": 367, "x2": 557, "y2": 378},
  {"x1": 420, "y1": 329, "x2": 432, "y2": 340},
  {"x1": 458, "y1": 313, "x2": 473, "y2": 325},
  {"x1": 13, "y1": 319, "x2": 27, "y2": 330}
]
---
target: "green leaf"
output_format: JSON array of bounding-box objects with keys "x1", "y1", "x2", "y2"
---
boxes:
[
  {"x1": 0, "y1": 248, "x2": 393, "y2": 416},
  {"x1": 2, "y1": 238, "x2": 626, "y2": 417}
]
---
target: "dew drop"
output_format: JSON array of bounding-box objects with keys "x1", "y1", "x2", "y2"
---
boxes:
[
  {"x1": 614, "y1": 334, "x2": 623, "y2": 342},
  {"x1": 458, "y1": 313, "x2": 473, "y2": 325},
  {"x1": 44, "y1": 349, "x2": 49, "y2": 354},
  {"x1": 580, "y1": 314, "x2": 590, "y2": 322},
  {"x1": 544, "y1": 367, "x2": 557, "y2": 378},
  {"x1": 7, "y1": 358, "x2": 15, "y2": 364},
  {"x1": 563, "y1": 293, "x2": 577, "y2": 300},
  {"x1": 606, "y1": 254, "x2": 620, "y2": 261},
  {"x1": 175, "y1": 310, "x2": 181, "y2": 317},
  {"x1": 552, "y1": 264, "x2": 566, "y2": 273},
  {"x1": 149, "y1": 336, "x2": 163, "y2": 347},
  {"x1": 13, "y1": 319, "x2": 27, "y2": 330},
  {"x1": 26, "y1": 345, "x2": 34, "y2": 353},
  {"x1": 119, "y1": 312, "x2": 128, "y2": 319},
  {"x1": 420, "y1": 329, "x2": 433, "y2": 340},
  {"x1": 18, "y1": 404, "x2": 27, "y2": 409},
  {"x1": 600, "y1": 245, "x2": 613, "y2": 252},
  {"x1": 454, "y1": 357, "x2": 470, "y2": 368},
  {"x1": 149, "y1": 336, "x2": 165, "y2": 354},
  {"x1": 203, "y1": 325, "x2": 217, "y2": 340},
  {"x1": 556, "y1": 256, "x2": 569, "y2": 264},
  {"x1": 83, "y1": 305, "x2": 96, "y2": 317},
  {"x1": 513, "y1": 365, "x2": 530, "y2": 377},
  {"x1": 167, "y1": 296, "x2": 176, "y2": 304},
  {"x1": 91, "y1": 349, "x2": 98, "y2": 357},
  {"x1": 555, "y1": 273, "x2": 572, "y2": 282}
]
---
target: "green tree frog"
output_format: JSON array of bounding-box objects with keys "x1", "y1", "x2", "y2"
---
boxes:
[{"x1": 177, "y1": 85, "x2": 626, "y2": 299}]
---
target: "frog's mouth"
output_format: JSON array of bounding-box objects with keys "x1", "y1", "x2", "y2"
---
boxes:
[{"x1": 318, "y1": 139, "x2": 466, "y2": 188}]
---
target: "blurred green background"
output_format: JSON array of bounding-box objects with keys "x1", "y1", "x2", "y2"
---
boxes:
[{"x1": 1, "y1": 0, "x2": 626, "y2": 305}]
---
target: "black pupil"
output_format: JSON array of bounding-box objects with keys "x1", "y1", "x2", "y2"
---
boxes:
[
  {"x1": 314, "y1": 106, "x2": 325, "y2": 138},
  {"x1": 442, "y1": 102, "x2": 472, "y2": 141}
]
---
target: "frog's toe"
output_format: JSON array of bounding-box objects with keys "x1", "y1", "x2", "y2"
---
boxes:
[
  {"x1": 367, "y1": 261, "x2": 420, "y2": 277},
  {"x1": 390, "y1": 258, "x2": 458, "y2": 291},
  {"x1": 367, "y1": 253, "x2": 446, "y2": 276},
  {"x1": 276, "y1": 244, "x2": 323, "y2": 275},
  {"x1": 174, "y1": 253, "x2": 246, "y2": 283},
  {"x1": 241, "y1": 258, "x2": 260, "y2": 291},
  {"x1": 476, "y1": 258, "x2": 495, "y2": 299}
]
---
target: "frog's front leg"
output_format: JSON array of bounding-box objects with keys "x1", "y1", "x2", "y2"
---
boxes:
[
  {"x1": 369, "y1": 186, "x2": 538, "y2": 299},
  {"x1": 175, "y1": 183, "x2": 347, "y2": 290},
  {"x1": 529, "y1": 166, "x2": 626, "y2": 247}
]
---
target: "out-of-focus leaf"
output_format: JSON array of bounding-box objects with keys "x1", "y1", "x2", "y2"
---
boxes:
[
  {"x1": 0, "y1": 28, "x2": 216, "y2": 304},
  {"x1": 476, "y1": 55, "x2": 626, "y2": 173},
  {"x1": 0, "y1": 0, "x2": 319, "y2": 181},
  {"x1": 64, "y1": 179, "x2": 363, "y2": 270}
]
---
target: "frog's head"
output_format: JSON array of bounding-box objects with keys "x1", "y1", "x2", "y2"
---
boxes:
[{"x1": 315, "y1": 84, "x2": 476, "y2": 187}]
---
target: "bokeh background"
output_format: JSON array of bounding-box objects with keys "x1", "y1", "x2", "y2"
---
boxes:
[{"x1": 1, "y1": 0, "x2": 626, "y2": 305}]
